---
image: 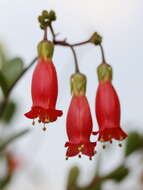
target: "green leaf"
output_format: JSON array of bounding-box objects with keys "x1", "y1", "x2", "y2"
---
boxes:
[
  {"x1": 85, "y1": 183, "x2": 102, "y2": 190},
  {"x1": 0, "y1": 71, "x2": 9, "y2": 96},
  {"x1": 0, "y1": 45, "x2": 7, "y2": 68},
  {"x1": 0, "y1": 129, "x2": 30, "y2": 152},
  {"x1": 48, "y1": 10, "x2": 56, "y2": 21},
  {"x1": 1, "y1": 57, "x2": 24, "y2": 90},
  {"x1": 0, "y1": 175, "x2": 12, "y2": 189},
  {"x1": 103, "y1": 165, "x2": 129, "y2": 183},
  {"x1": 0, "y1": 101, "x2": 16, "y2": 123},
  {"x1": 67, "y1": 166, "x2": 79, "y2": 188},
  {"x1": 125, "y1": 132, "x2": 143, "y2": 157}
]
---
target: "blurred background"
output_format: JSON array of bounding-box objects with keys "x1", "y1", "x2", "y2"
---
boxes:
[{"x1": 0, "y1": 0, "x2": 143, "y2": 189}]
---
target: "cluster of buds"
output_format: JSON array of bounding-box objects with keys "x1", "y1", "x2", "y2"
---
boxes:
[
  {"x1": 25, "y1": 10, "x2": 128, "y2": 159},
  {"x1": 38, "y1": 10, "x2": 56, "y2": 30}
]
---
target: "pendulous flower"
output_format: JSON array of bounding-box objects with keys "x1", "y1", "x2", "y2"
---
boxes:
[
  {"x1": 65, "y1": 73, "x2": 96, "y2": 159},
  {"x1": 25, "y1": 41, "x2": 63, "y2": 129},
  {"x1": 93, "y1": 63, "x2": 127, "y2": 144}
]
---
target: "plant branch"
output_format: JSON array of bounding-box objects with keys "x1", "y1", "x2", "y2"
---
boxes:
[
  {"x1": 99, "y1": 44, "x2": 106, "y2": 63},
  {"x1": 53, "y1": 39, "x2": 90, "y2": 47},
  {"x1": 49, "y1": 21, "x2": 91, "y2": 47},
  {"x1": 69, "y1": 46, "x2": 79, "y2": 73},
  {"x1": 49, "y1": 22, "x2": 56, "y2": 41},
  {"x1": 0, "y1": 57, "x2": 37, "y2": 118},
  {"x1": 49, "y1": 22, "x2": 92, "y2": 73},
  {"x1": 6, "y1": 56, "x2": 38, "y2": 98},
  {"x1": 43, "y1": 27, "x2": 48, "y2": 40}
]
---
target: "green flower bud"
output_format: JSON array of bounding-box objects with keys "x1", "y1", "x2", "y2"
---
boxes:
[
  {"x1": 48, "y1": 10, "x2": 56, "y2": 21},
  {"x1": 97, "y1": 63, "x2": 112, "y2": 83},
  {"x1": 70, "y1": 73, "x2": 86, "y2": 96},
  {"x1": 42, "y1": 10, "x2": 49, "y2": 18},
  {"x1": 40, "y1": 24, "x2": 45, "y2": 30},
  {"x1": 37, "y1": 41, "x2": 54, "y2": 60},
  {"x1": 90, "y1": 32, "x2": 102, "y2": 45},
  {"x1": 38, "y1": 15, "x2": 45, "y2": 24}
]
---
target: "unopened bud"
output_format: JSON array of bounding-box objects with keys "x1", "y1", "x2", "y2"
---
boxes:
[{"x1": 90, "y1": 32, "x2": 102, "y2": 45}]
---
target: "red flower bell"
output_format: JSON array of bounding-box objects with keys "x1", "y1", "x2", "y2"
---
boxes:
[
  {"x1": 65, "y1": 73, "x2": 96, "y2": 159},
  {"x1": 25, "y1": 41, "x2": 63, "y2": 129},
  {"x1": 94, "y1": 63, "x2": 127, "y2": 144}
]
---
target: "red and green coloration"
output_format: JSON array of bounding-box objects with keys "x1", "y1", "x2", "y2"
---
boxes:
[
  {"x1": 65, "y1": 73, "x2": 96, "y2": 159},
  {"x1": 25, "y1": 41, "x2": 62, "y2": 127},
  {"x1": 93, "y1": 63, "x2": 127, "y2": 143}
]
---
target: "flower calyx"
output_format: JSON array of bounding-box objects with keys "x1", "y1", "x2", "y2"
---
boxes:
[
  {"x1": 70, "y1": 73, "x2": 86, "y2": 96},
  {"x1": 97, "y1": 63, "x2": 112, "y2": 83},
  {"x1": 38, "y1": 40, "x2": 54, "y2": 60}
]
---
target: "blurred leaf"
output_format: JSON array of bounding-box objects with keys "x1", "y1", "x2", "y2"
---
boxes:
[
  {"x1": 0, "y1": 71, "x2": 9, "y2": 96},
  {"x1": 125, "y1": 132, "x2": 143, "y2": 157},
  {"x1": 103, "y1": 165, "x2": 129, "y2": 183},
  {"x1": 85, "y1": 183, "x2": 102, "y2": 190},
  {"x1": 0, "y1": 175, "x2": 11, "y2": 189},
  {"x1": 0, "y1": 57, "x2": 24, "y2": 96},
  {"x1": 67, "y1": 166, "x2": 79, "y2": 189},
  {"x1": 0, "y1": 129, "x2": 30, "y2": 152},
  {"x1": 1, "y1": 57, "x2": 24, "y2": 87},
  {"x1": 0, "y1": 45, "x2": 7, "y2": 68},
  {"x1": 0, "y1": 101, "x2": 16, "y2": 123},
  {"x1": 94, "y1": 154, "x2": 101, "y2": 177},
  {"x1": 84, "y1": 176, "x2": 102, "y2": 190}
]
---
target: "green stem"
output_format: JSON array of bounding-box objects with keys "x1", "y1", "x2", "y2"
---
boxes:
[
  {"x1": 99, "y1": 44, "x2": 106, "y2": 63},
  {"x1": 69, "y1": 46, "x2": 80, "y2": 73},
  {"x1": 6, "y1": 56, "x2": 37, "y2": 98},
  {"x1": 43, "y1": 27, "x2": 48, "y2": 40}
]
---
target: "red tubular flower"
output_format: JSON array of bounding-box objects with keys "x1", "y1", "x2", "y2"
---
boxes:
[
  {"x1": 65, "y1": 73, "x2": 96, "y2": 159},
  {"x1": 25, "y1": 41, "x2": 63, "y2": 128},
  {"x1": 94, "y1": 63, "x2": 127, "y2": 143}
]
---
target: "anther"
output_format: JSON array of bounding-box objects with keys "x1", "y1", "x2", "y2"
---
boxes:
[
  {"x1": 78, "y1": 154, "x2": 81, "y2": 158},
  {"x1": 89, "y1": 157, "x2": 92, "y2": 160},
  {"x1": 66, "y1": 157, "x2": 69, "y2": 160},
  {"x1": 32, "y1": 120, "x2": 35, "y2": 126},
  {"x1": 110, "y1": 140, "x2": 112, "y2": 144},
  {"x1": 102, "y1": 144, "x2": 106, "y2": 149},
  {"x1": 118, "y1": 143, "x2": 122, "y2": 147},
  {"x1": 43, "y1": 127, "x2": 47, "y2": 131}
]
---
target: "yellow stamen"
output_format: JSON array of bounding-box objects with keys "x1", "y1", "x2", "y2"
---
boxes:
[
  {"x1": 44, "y1": 118, "x2": 50, "y2": 123},
  {"x1": 78, "y1": 144, "x2": 84, "y2": 152}
]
